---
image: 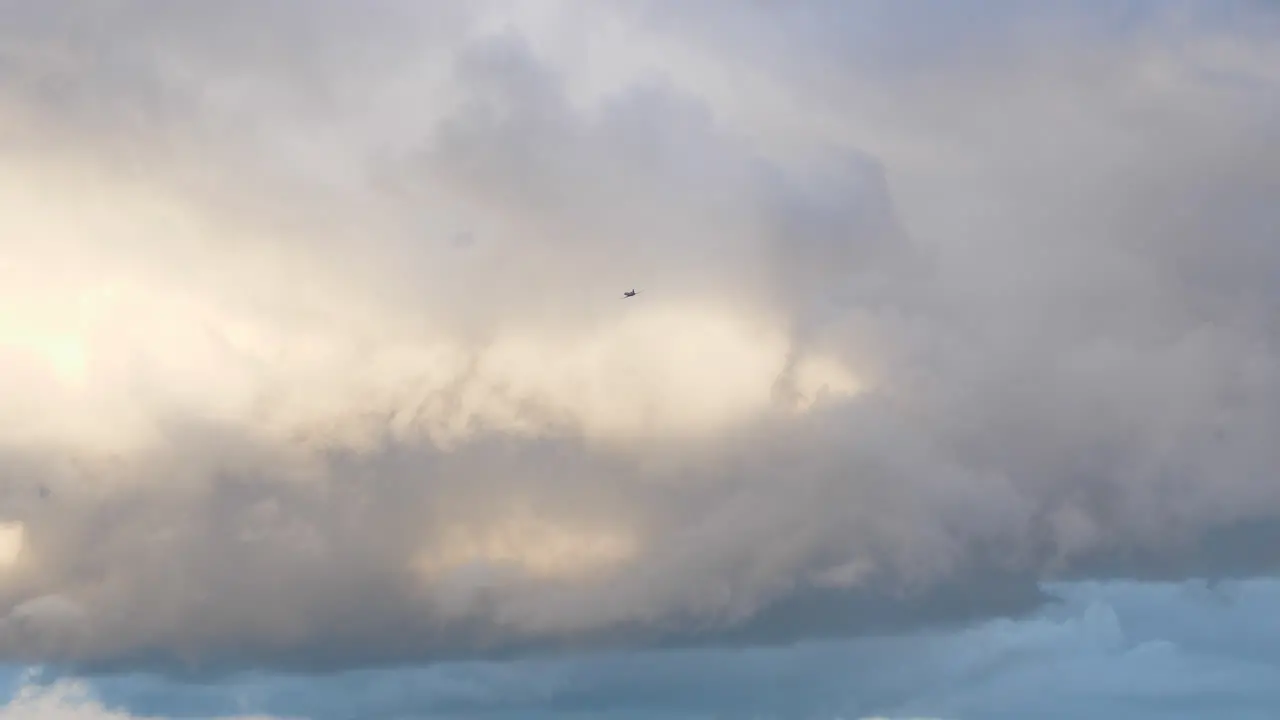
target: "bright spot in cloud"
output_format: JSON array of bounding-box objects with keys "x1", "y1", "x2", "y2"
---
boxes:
[
  {"x1": 416, "y1": 508, "x2": 639, "y2": 582},
  {"x1": 0, "y1": 523, "x2": 23, "y2": 568}
]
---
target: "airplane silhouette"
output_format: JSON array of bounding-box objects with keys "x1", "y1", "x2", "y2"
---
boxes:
[{"x1": 622, "y1": 288, "x2": 641, "y2": 298}]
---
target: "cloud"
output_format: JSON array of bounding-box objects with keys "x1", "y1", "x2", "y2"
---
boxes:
[
  {"x1": 14, "y1": 578, "x2": 1280, "y2": 719},
  {"x1": 0, "y1": 676, "x2": 286, "y2": 720},
  {"x1": 0, "y1": 0, "x2": 1278, "y2": 673}
]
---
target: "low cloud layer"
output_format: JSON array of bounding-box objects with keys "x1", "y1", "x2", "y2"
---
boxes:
[
  {"x1": 13, "y1": 578, "x2": 1280, "y2": 719},
  {"x1": 1, "y1": 0, "x2": 1279, "y2": 672}
]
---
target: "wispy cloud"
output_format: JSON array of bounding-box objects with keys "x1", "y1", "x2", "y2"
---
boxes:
[{"x1": 0, "y1": 676, "x2": 288, "y2": 720}]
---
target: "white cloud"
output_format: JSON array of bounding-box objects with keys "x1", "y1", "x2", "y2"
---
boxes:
[
  {"x1": 0, "y1": 0, "x2": 1278, "y2": 672},
  {"x1": 0, "y1": 678, "x2": 287, "y2": 720}
]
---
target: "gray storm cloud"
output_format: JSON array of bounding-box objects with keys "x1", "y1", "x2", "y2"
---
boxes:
[{"x1": 1, "y1": 0, "x2": 1279, "y2": 673}]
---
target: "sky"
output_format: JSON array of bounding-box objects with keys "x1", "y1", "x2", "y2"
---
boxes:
[{"x1": 0, "y1": 0, "x2": 1279, "y2": 717}]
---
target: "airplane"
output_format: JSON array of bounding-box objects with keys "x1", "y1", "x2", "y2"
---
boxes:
[{"x1": 622, "y1": 288, "x2": 641, "y2": 298}]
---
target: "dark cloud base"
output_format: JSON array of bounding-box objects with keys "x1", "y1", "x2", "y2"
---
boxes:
[{"x1": 53, "y1": 572, "x2": 1049, "y2": 680}]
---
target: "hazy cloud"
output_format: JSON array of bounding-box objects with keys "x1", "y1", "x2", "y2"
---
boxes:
[
  {"x1": 0, "y1": 0, "x2": 1279, "y2": 672},
  {"x1": 0, "y1": 674, "x2": 288, "y2": 720}
]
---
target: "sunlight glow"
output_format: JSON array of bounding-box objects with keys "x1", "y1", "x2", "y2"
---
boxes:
[
  {"x1": 0, "y1": 160, "x2": 867, "y2": 465},
  {"x1": 0, "y1": 522, "x2": 25, "y2": 568}
]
